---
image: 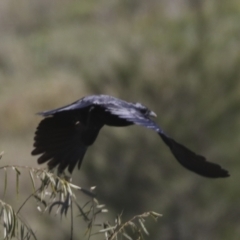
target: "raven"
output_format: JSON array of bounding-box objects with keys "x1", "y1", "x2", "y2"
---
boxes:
[{"x1": 32, "y1": 94, "x2": 229, "y2": 178}]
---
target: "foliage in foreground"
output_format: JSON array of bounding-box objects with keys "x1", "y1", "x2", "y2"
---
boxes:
[{"x1": 0, "y1": 152, "x2": 161, "y2": 240}]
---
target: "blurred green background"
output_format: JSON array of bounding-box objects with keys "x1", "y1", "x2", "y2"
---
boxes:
[{"x1": 0, "y1": 0, "x2": 240, "y2": 239}]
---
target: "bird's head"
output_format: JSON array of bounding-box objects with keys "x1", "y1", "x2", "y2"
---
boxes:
[{"x1": 135, "y1": 103, "x2": 157, "y2": 118}]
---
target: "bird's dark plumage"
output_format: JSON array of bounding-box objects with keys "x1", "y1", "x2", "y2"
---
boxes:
[{"x1": 32, "y1": 94, "x2": 229, "y2": 178}]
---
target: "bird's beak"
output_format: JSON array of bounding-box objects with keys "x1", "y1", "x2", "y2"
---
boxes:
[{"x1": 149, "y1": 111, "x2": 157, "y2": 118}]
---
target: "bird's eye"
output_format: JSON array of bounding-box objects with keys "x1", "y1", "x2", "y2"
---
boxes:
[{"x1": 140, "y1": 108, "x2": 148, "y2": 115}]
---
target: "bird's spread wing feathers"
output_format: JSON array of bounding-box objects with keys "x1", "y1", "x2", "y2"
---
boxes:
[
  {"x1": 106, "y1": 106, "x2": 229, "y2": 178},
  {"x1": 38, "y1": 95, "x2": 126, "y2": 117},
  {"x1": 32, "y1": 116, "x2": 88, "y2": 173},
  {"x1": 159, "y1": 134, "x2": 229, "y2": 178},
  {"x1": 38, "y1": 99, "x2": 93, "y2": 117}
]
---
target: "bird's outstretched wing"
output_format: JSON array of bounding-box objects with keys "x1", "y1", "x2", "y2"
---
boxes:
[
  {"x1": 32, "y1": 115, "x2": 89, "y2": 173},
  {"x1": 38, "y1": 98, "x2": 93, "y2": 117},
  {"x1": 38, "y1": 95, "x2": 118, "y2": 117},
  {"x1": 106, "y1": 106, "x2": 229, "y2": 178}
]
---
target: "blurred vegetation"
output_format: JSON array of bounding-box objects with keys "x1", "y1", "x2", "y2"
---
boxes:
[
  {"x1": 0, "y1": 160, "x2": 161, "y2": 239},
  {"x1": 0, "y1": 0, "x2": 240, "y2": 239}
]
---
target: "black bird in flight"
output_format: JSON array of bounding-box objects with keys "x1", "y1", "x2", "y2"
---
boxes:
[{"x1": 32, "y1": 95, "x2": 229, "y2": 178}]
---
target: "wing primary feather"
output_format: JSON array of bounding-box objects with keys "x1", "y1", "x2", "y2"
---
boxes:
[{"x1": 158, "y1": 132, "x2": 229, "y2": 178}]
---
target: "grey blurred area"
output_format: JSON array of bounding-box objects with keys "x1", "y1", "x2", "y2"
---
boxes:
[{"x1": 0, "y1": 0, "x2": 239, "y2": 239}]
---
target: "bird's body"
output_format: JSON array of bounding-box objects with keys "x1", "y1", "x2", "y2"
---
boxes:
[{"x1": 32, "y1": 94, "x2": 229, "y2": 178}]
